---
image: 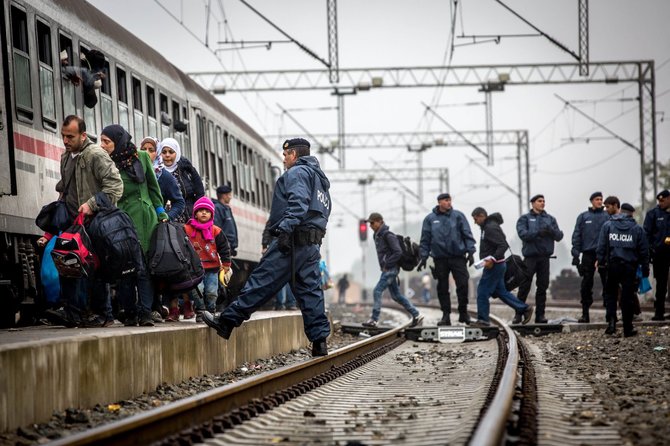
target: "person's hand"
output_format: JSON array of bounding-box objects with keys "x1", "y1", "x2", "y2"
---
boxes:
[
  {"x1": 78, "y1": 202, "x2": 93, "y2": 216},
  {"x1": 37, "y1": 237, "x2": 48, "y2": 248},
  {"x1": 483, "y1": 258, "x2": 494, "y2": 269},
  {"x1": 540, "y1": 227, "x2": 552, "y2": 237},
  {"x1": 417, "y1": 258, "x2": 427, "y2": 271},
  {"x1": 277, "y1": 231, "x2": 291, "y2": 254},
  {"x1": 231, "y1": 249, "x2": 237, "y2": 257},
  {"x1": 467, "y1": 253, "x2": 475, "y2": 267},
  {"x1": 261, "y1": 246, "x2": 268, "y2": 255}
]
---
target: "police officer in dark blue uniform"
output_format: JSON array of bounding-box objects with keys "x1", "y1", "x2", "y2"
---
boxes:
[
  {"x1": 597, "y1": 203, "x2": 649, "y2": 336},
  {"x1": 214, "y1": 184, "x2": 238, "y2": 256},
  {"x1": 203, "y1": 138, "x2": 332, "y2": 356},
  {"x1": 515, "y1": 194, "x2": 564, "y2": 323},
  {"x1": 571, "y1": 191, "x2": 609, "y2": 323},
  {"x1": 643, "y1": 189, "x2": 670, "y2": 321}
]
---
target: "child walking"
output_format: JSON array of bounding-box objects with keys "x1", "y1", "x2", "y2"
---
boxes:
[{"x1": 184, "y1": 196, "x2": 232, "y2": 321}]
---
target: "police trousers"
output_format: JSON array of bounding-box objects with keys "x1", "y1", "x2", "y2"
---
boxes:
[
  {"x1": 433, "y1": 256, "x2": 470, "y2": 317},
  {"x1": 517, "y1": 256, "x2": 550, "y2": 317},
  {"x1": 220, "y1": 238, "x2": 330, "y2": 342},
  {"x1": 580, "y1": 250, "x2": 606, "y2": 308},
  {"x1": 603, "y1": 259, "x2": 637, "y2": 330},
  {"x1": 652, "y1": 252, "x2": 669, "y2": 317}
]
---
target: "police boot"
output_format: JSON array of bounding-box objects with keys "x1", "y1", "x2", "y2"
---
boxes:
[
  {"x1": 604, "y1": 319, "x2": 616, "y2": 335},
  {"x1": 458, "y1": 310, "x2": 471, "y2": 325},
  {"x1": 312, "y1": 339, "x2": 328, "y2": 356},
  {"x1": 578, "y1": 306, "x2": 590, "y2": 323},
  {"x1": 437, "y1": 314, "x2": 451, "y2": 326}
]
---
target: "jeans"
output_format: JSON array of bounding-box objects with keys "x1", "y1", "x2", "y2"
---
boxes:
[
  {"x1": 191, "y1": 271, "x2": 218, "y2": 312},
  {"x1": 477, "y1": 263, "x2": 528, "y2": 323},
  {"x1": 117, "y1": 268, "x2": 154, "y2": 318},
  {"x1": 422, "y1": 288, "x2": 431, "y2": 304},
  {"x1": 371, "y1": 268, "x2": 419, "y2": 321},
  {"x1": 89, "y1": 278, "x2": 112, "y2": 319}
]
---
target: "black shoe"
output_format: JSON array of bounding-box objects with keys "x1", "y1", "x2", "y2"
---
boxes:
[
  {"x1": 624, "y1": 329, "x2": 638, "y2": 338},
  {"x1": 195, "y1": 313, "x2": 204, "y2": 323},
  {"x1": 124, "y1": 314, "x2": 138, "y2": 327},
  {"x1": 578, "y1": 316, "x2": 590, "y2": 323},
  {"x1": 651, "y1": 314, "x2": 665, "y2": 321},
  {"x1": 535, "y1": 317, "x2": 548, "y2": 324},
  {"x1": 312, "y1": 339, "x2": 328, "y2": 356},
  {"x1": 522, "y1": 305, "x2": 534, "y2": 325},
  {"x1": 605, "y1": 320, "x2": 616, "y2": 335},
  {"x1": 139, "y1": 315, "x2": 155, "y2": 327},
  {"x1": 437, "y1": 315, "x2": 451, "y2": 326},
  {"x1": 512, "y1": 313, "x2": 522, "y2": 324},
  {"x1": 411, "y1": 314, "x2": 424, "y2": 327},
  {"x1": 458, "y1": 314, "x2": 471, "y2": 324},
  {"x1": 202, "y1": 311, "x2": 233, "y2": 340},
  {"x1": 470, "y1": 320, "x2": 491, "y2": 327},
  {"x1": 45, "y1": 308, "x2": 79, "y2": 328}
]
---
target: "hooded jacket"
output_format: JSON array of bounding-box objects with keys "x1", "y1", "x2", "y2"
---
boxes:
[
  {"x1": 516, "y1": 209, "x2": 563, "y2": 257},
  {"x1": 269, "y1": 156, "x2": 331, "y2": 233},
  {"x1": 597, "y1": 214, "x2": 649, "y2": 268},
  {"x1": 643, "y1": 205, "x2": 670, "y2": 253},
  {"x1": 374, "y1": 224, "x2": 402, "y2": 270},
  {"x1": 419, "y1": 206, "x2": 476, "y2": 260},
  {"x1": 571, "y1": 207, "x2": 609, "y2": 257},
  {"x1": 478, "y1": 213, "x2": 509, "y2": 260}
]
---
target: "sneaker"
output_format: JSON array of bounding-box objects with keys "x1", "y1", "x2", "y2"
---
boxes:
[
  {"x1": 411, "y1": 314, "x2": 424, "y2": 327},
  {"x1": 139, "y1": 315, "x2": 155, "y2": 327},
  {"x1": 522, "y1": 305, "x2": 534, "y2": 325},
  {"x1": 151, "y1": 311, "x2": 164, "y2": 323},
  {"x1": 81, "y1": 314, "x2": 113, "y2": 328},
  {"x1": 470, "y1": 320, "x2": 491, "y2": 327},
  {"x1": 165, "y1": 307, "x2": 180, "y2": 322},
  {"x1": 512, "y1": 313, "x2": 522, "y2": 324},
  {"x1": 311, "y1": 339, "x2": 328, "y2": 357},
  {"x1": 183, "y1": 301, "x2": 195, "y2": 319},
  {"x1": 362, "y1": 319, "x2": 378, "y2": 327},
  {"x1": 202, "y1": 311, "x2": 234, "y2": 340}
]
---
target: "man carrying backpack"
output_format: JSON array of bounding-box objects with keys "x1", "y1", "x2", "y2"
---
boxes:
[
  {"x1": 417, "y1": 193, "x2": 476, "y2": 326},
  {"x1": 362, "y1": 213, "x2": 424, "y2": 328}
]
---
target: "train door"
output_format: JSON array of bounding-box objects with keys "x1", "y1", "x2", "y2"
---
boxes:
[{"x1": 0, "y1": 2, "x2": 16, "y2": 195}]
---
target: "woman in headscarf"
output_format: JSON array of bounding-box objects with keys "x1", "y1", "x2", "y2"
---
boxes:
[
  {"x1": 158, "y1": 137, "x2": 204, "y2": 222},
  {"x1": 100, "y1": 125, "x2": 168, "y2": 327},
  {"x1": 140, "y1": 136, "x2": 185, "y2": 221}
]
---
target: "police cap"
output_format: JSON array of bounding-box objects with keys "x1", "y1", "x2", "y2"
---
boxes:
[
  {"x1": 657, "y1": 189, "x2": 670, "y2": 200},
  {"x1": 216, "y1": 185, "x2": 232, "y2": 195},
  {"x1": 621, "y1": 203, "x2": 635, "y2": 213},
  {"x1": 530, "y1": 194, "x2": 544, "y2": 203},
  {"x1": 366, "y1": 212, "x2": 383, "y2": 222},
  {"x1": 589, "y1": 191, "x2": 603, "y2": 201},
  {"x1": 283, "y1": 138, "x2": 310, "y2": 150},
  {"x1": 437, "y1": 193, "x2": 451, "y2": 201}
]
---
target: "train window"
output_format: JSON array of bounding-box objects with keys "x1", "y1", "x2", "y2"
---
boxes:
[
  {"x1": 116, "y1": 67, "x2": 129, "y2": 129},
  {"x1": 196, "y1": 114, "x2": 208, "y2": 188},
  {"x1": 182, "y1": 105, "x2": 190, "y2": 153},
  {"x1": 208, "y1": 120, "x2": 216, "y2": 186},
  {"x1": 146, "y1": 85, "x2": 157, "y2": 137},
  {"x1": 100, "y1": 60, "x2": 112, "y2": 128},
  {"x1": 78, "y1": 43, "x2": 97, "y2": 136},
  {"x1": 159, "y1": 93, "x2": 169, "y2": 137},
  {"x1": 36, "y1": 19, "x2": 56, "y2": 130},
  {"x1": 216, "y1": 126, "x2": 223, "y2": 187},
  {"x1": 11, "y1": 5, "x2": 32, "y2": 121},
  {"x1": 132, "y1": 77, "x2": 143, "y2": 142},
  {"x1": 59, "y1": 33, "x2": 76, "y2": 118},
  {"x1": 230, "y1": 136, "x2": 239, "y2": 197},
  {"x1": 172, "y1": 100, "x2": 182, "y2": 151}
]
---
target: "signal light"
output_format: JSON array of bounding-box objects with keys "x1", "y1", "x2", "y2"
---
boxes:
[{"x1": 358, "y1": 219, "x2": 368, "y2": 241}]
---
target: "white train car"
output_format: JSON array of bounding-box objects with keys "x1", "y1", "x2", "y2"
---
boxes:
[{"x1": 0, "y1": 0, "x2": 281, "y2": 326}]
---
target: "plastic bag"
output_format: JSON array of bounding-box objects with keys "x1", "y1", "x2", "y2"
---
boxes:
[{"x1": 41, "y1": 237, "x2": 61, "y2": 305}]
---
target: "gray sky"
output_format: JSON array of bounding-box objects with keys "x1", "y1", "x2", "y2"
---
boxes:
[{"x1": 90, "y1": 0, "x2": 670, "y2": 282}]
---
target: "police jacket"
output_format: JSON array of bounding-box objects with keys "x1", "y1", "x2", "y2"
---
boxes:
[
  {"x1": 478, "y1": 213, "x2": 509, "y2": 261},
  {"x1": 516, "y1": 210, "x2": 563, "y2": 257},
  {"x1": 571, "y1": 207, "x2": 608, "y2": 257},
  {"x1": 268, "y1": 156, "x2": 331, "y2": 233},
  {"x1": 419, "y1": 206, "x2": 476, "y2": 260},
  {"x1": 214, "y1": 200, "x2": 238, "y2": 251},
  {"x1": 643, "y1": 206, "x2": 670, "y2": 253},
  {"x1": 374, "y1": 224, "x2": 401, "y2": 270},
  {"x1": 597, "y1": 214, "x2": 649, "y2": 268}
]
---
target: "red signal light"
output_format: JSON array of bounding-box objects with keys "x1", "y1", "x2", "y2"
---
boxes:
[{"x1": 358, "y1": 219, "x2": 368, "y2": 241}]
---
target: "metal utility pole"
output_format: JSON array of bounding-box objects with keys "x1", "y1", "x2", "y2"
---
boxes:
[
  {"x1": 578, "y1": 0, "x2": 589, "y2": 75},
  {"x1": 327, "y1": 0, "x2": 339, "y2": 83}
]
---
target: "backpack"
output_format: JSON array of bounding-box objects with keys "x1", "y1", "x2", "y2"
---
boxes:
[
  {"x1": 504, "y1": 254, "x2": 529, "y2": 291},
  {"x1": 87, "y1": 193, "x2": 145, "y2": 283},
  {"x1": 51, "y1": 213, "x2": 99, "y2": 278},
  {"x1": 147, "y1": 221, "x2": 204, "y2": 292},
  {"x1": 394, "y1": 233, "x2": 421, "y2": 271}
]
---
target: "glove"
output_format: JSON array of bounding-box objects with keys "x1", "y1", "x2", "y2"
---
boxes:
[
  {"x1": 231, "y1": 249, "x2": 238, "y2": 257},
  {"x1": 417, "y1": 258, "x2": 427, "y2": 271},
  {"x1": 277, "y1": 231, "x2": 292, "y2": 254},
  {"x1": 571, "y1": 256, "x2": 580, "y2": 267},
  {"x1": 219, "y1": 268, "x2": 233, "y2": 287},
  {"x1": 467, "y1": 253, "x2": 475, "y2": 267},
  {"x1": 540, "y1": 227, "x2": 552, "y2": 237}
]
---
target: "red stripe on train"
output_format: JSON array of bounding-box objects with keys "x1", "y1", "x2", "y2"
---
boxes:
[{"x1": 13, "y1": 132, "x2": 64, "y2": 161}]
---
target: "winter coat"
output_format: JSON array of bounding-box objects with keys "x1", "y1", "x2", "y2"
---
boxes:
[
  {"x1": 516, "y1": 209, "x2": 564, "y2": 257},
  {"x1": 172, "y1": 157, "x2": 204, "y2": 220},
  {"x1": 214, "y1": 200, "x2": 238, "y2": 251},
  {"x1": 643, "y1": 206, "x2": 670, "y2": 254},
  {"x1": 56, "y1": 137, "x2": 123, "y2": 215},
  {"x1": 157, "y1": 170, "x2": 185, "y2": 221},
  {"x1": 478, "y1": 213, "x2": 509, "y2": 261},
  {"x1": 374, "y1": 224, "x2": 402, "y2": 270},
  {"x1": 597, "y1": 214, "x2": 649, "y2": 269},
  {"x1": 268, "y1": 156, "x2": 331, "y2": 233},
  {"x1": 117, "y1": 150, "x2": 168, "y2": 254},
  {"x1": 419, "y1": 206, "x2": 476, "y2": 260},
  {"x1": 571, "y1": 207, "x2": 609, "y2": 256},
  {"x1": 183, "y1": 223, "x2": 231, "y2": 271}
]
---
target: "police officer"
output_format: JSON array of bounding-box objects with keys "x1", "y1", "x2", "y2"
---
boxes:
[
  {"x1": 571, "y1": 191, "x2": 609, "y2": 323},
  {"x1": 203, "y1": 138, "x2": 332, "y2": 356},
  {"x1": 417, "y1": 193, "x2": 476, "y2": 326},
  {"x1": 597, "y1": 203, "x2": 650, "y2": 336},
  {"x1": 643, "y1": 189, "x2": 670, "y2": 321},
  {"x1": 515, "y1": 194, "x2": 564, "y2": 323},
  {"x1": 214, "y1": 185, "x2": 238, "y2": 257}
]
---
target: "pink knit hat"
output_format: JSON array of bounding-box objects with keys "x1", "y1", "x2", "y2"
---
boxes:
[{"x1": 193, "y1": 196, "x2": 215, "y2": 217}]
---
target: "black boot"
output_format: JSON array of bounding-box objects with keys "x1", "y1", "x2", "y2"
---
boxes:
[
  {"x1": 312, "y1": 339, "x2": 328, "y2": 356},
  {"x1": 604, "y1": 319, "x2": 616, "y2": 335},
  {"x1": 437, "y1": 314, "x2": 451, "y2": 326},
  {"x1": 458, "y1": 311, "x2": 471, "y2": 325},
  {"x1": 578, "y1": 306, "x2": 590, "y2": 323}
]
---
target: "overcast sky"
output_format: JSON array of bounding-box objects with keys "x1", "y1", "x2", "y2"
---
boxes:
[{"x1": 89, "y1": 0, "x2": 670, "y2": 282}]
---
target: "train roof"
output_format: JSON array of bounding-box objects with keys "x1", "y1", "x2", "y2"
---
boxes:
[{"x1": 55, "y1": 0, "x2": 271, "y2": 151}]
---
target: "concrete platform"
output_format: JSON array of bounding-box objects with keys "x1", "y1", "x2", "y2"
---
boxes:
[{"x1": 0, "y1": 310, "x2": 310, "y2": 432}]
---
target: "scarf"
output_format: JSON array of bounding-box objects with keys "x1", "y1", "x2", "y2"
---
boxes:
[
  {"x1": 158, "y1": 137, "x2": 181, "y2": 173},
  {"x1": 102, "y1": 124, "x2": 145, "y2": 183},
  {"x1": 187, "y1": 217, "x2": 214, "y2": 241}
]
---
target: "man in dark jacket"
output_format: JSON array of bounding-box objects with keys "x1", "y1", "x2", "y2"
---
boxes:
[
  {"x1": 418, "y1": 193, "x2": 477, "y2": 326},
  {"x1": 471, "y1": 208, "x2": 533, "y2": 326},
  {"x1": 515, "y1": 194, "x2": 564, "y2": 323},
  {"x1": 643, "y1": 189, "x2": 670, "y2": 321},
  {"x1": 571, "y1": 191, "x2": 609, "y2": 322},
  {"x1": 597, "y1": 203, "x2": 650, "y2": 336},
  {"x1": 214, "y1": 185, "x2": 238, "y2": 256},
  {"x1": 362, "y1": 213, "x2": 423, "y2": 328},
  {"x1": 203, "y1": 138, "x2": 331, "y2": 356}
]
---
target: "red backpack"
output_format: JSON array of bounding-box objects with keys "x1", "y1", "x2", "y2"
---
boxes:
[{"x1": 51, "y1": 213, "x2": 99, "y2": 278}]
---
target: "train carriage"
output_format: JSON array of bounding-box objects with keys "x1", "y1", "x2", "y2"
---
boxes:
[{"x1": 0, "y1": 0, "x2": 281, "y2": 326}]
